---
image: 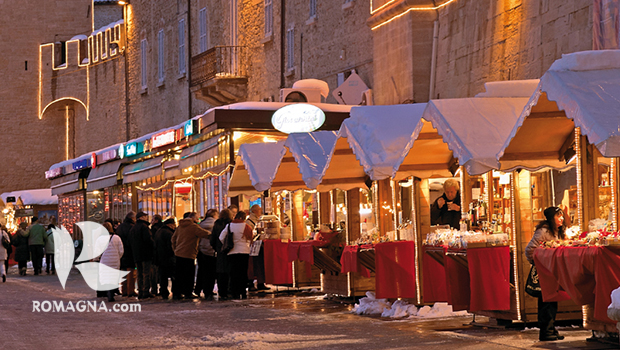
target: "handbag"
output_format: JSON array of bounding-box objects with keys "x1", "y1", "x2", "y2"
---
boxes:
[
  {"x1": 525, "y1": 264, "x2": 542, "y2": 298},
  {"x1": 1, "y1": 232, "x2": 10, "y2": 250},
  {"x1": 249, "y1": 240, "x2": 262, "y2": 257},
  {"x1": 221, "y1": 225, "x2": 235, "y2": 255}
]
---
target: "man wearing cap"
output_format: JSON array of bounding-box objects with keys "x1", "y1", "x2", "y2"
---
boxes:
[
  {"x1": 129, "y1": 211, "x2": 155, "y2": 299},
  {"x1": 171, "y1": 212, "x2": 211, "y2": 299},
  {"x1": 154, "y1": 218, "x2": 176, "y2": 299},
  {"x1": 27, "y1": 217, "x2": 47, "y2": 276}
]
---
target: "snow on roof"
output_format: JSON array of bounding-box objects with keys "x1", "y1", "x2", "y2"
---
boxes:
[
  {"x1": 549, "y1": 49, "x2": 620, "y2": 71},
  {"x1": 196, "y1": 101, "x2": 353, "y2": 120},
  {"x1": 92, "y1": 19, "x2": 124, "y2": 36},
  {"x1": 475, "y1": 79, "x2": 539, "y2": 98},
  {"x1": 1, "y1": 189, "x2": 58, "y2": 206},
  {"x1": 70, "y1": 34, "x2": 88, "y2": 41}
]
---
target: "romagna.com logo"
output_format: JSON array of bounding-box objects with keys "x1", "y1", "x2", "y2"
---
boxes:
[{"x1": 52, "y1": 222, "x2": 129, "y2": 291}]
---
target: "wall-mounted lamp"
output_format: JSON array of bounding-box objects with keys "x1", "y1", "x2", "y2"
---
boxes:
[{"x1": 118, "y1": 0, "x2": 129, "y2": 5}]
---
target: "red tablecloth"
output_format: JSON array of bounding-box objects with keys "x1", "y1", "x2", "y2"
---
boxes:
[
  {"x1": 445, "y1": 249, "x2": 470, "y2": 311},
  {"x1": 534, "y1": 246, "x2": 620, "y2": 324},
  {"x1": 286, "y1": 241, "x2": 325, "y2": 278},
  {"x1": 340, "y1": 245, "x2": 371, "y2": 278},
  {"x1": 467, "y1": 246, "x2": 511, "y2": 312},
  {"x1": 263, "y1": 239, "x2": 293, "y2": 285},
  {"x1": 374, "y1": 241, "x2": 416, "y2": 299},
  {"x1": 422, "y1": 246, "x2": 448, "y2": 303}
]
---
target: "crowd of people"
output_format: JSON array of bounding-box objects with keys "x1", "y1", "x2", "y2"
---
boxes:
[{"x1": 0, "y1": 204, "x2": 268, "y2": 303}]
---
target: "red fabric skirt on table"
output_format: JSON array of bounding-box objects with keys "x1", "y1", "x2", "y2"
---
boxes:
[
  {"x1": 422, "y1": 246, "x2": 448, "y2": 303},
  {"x1": 340, "y1": 245, "x2": 371, "y2": 278},
  {"x1": 467, "y1": 246, "x2": 511, "y2": 311},
  {"x1": 534, "y1": 246, "x2": 620, "y2": 324},
  {"x1": 263, "y1": 239, "x2": 293, "y2": 285},
  {"x1": 445, "y1": 252, "x2": 470, "y2": 311},
  {"x1": 374, "y1": 241, "x2": 416, "y2": 299}
]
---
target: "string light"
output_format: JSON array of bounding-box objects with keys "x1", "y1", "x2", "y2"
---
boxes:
[
  {"x1": 371, "y1": 0, "x2": 458, "y2": 31},
  {"x1": 575, "y1": 128, "x2": 583, "y2": 230},
  {"x1": 510, "y1": 172, "x2": 521, "y2": 321},
  {"x1": 411, "y1": 177, "x2": 421, "y2": 305},
  {"x1": 135, "y1": 164, "x2": 232, "y2": 191},
  {"x1": 612, "y1": 158, "x2": 618, "y2": 231}
]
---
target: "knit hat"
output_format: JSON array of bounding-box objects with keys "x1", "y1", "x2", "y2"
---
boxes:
[
  {"x1": 136, "y1": 211, "x2": 148, "y2": 219},
  {"x1": 544, "y1": 206, "x2": 562, "y2": 223}
]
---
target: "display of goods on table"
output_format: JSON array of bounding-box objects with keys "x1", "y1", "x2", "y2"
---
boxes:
[
  {"x1": 541, "y1": 230, "x2": 620, "y2": 248},
  {"x1": 424, "y1": 228, "x2": 510, "y2": 249}
]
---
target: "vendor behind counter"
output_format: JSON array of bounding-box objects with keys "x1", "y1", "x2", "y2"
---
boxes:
[{"x1": 430, "y1": 179, "x2": 461, "y2": 229}]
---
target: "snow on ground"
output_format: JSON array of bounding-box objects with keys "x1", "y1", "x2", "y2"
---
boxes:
[{"x1": 352, "y1": 292, "x2": 469, "y2": 319}]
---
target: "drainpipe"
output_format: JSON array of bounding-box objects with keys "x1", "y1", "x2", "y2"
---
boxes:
[
  {"x1": 428, "y1": 19, "x2": 439, "y2": 101},
  {"x1": 123, "y1": 4, "x2": 131, "y2": 141},
  {"x1": 280, "y1": 0, "x2": 285, "y2": 88}
]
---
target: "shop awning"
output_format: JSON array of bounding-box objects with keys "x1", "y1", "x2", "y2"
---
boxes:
[
  {"x1": 122, "y1": 156, "x2": 164, "y2": 184},
  {"x1": 1, "y1": 189, "x2": 58, "y2": 206},
  {"x1": 86, "y1": 159, "x2": 123, "y2": 191},
  {"x1": 498, "y1": 50, "x2": 620, "y2": 171},
  {"x1": 163, "y1": 160, "x2": 181, "y2": 179},
  {"x1": 228, "y1": 141, "x2": 287, "y2": 197},
  {"x1": 51, "y1": 172, "x2": 82, "y2": 196},
  {"x1": 422, "y1": 80, "x2": 537, "y2": 175},
  {"x1": 179, "y1": 137, "x2": 219, "y2": 170}
]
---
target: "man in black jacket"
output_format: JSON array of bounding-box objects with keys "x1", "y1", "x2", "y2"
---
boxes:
[
  {"x1": 430, "y1": 179, "x2": 462, "y2": 229},
  {"x1": 116, "y1": 212, "x2": 136, "y2": 297},
  {"x1": 130, "y1": 212, "x2": 155, "y2": 299},
  {"x1": 154, "y1": 218, "x2": 176, "y2": 299},
  {"x1": 149, "y1": 214, "x2": 163, "y2": 295}
]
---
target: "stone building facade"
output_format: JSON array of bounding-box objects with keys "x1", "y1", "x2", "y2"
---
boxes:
[
  {"x1": 369, "y1": 0, "x2": 594, "y2": 104},
  {"x1": 0, "y1": 0, "x2": 93, "y2": 193}
]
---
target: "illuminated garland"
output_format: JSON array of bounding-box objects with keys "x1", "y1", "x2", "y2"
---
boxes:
[
  {"x1": 135, "y1": 164, "x2": 232, "y2": 191},
  {"x1": 371, "y1": 0, "x2": 458, "y2": 30},
  {"x1": 510, "y1": 172, "x2": 521, "y2": 321},
  {"x1": 612, "y1": 158, "x2": 618, "y2": 231},
  {"x1": 575, "y1": 128, "x2": 583, "y2": 230}
]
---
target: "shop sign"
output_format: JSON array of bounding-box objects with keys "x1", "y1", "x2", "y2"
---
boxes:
[
  {"x1": 15, "y1": 208, "x2": 35, "y2": 217},
  {"x1": 100, "y1": 148, "x2": 118, "y2": 163},
  {"x1": 125, "y1": 142, "x2": 143, "y2": 157},
  {"x1": 5, "y1": 196, "x2": 15, "y2": 203},
  {"x1": 45, "y1": 167, "x2": 64, "y2": 179},
  {"x1": 118, "y1": 143, "x2": 125, "y2": 159},
  {"x1": 72, "y1": 158, "x2": 91, "y2": 171},
  {"x1": 90, "y1": 153, "x2": 97, "y2": 169},
  {"x1": 152, "y1": 130, "x2": 176, "y2": 148},
  {"x1": 184, "y1": 120, "x2": 197, "y2": 137},
  {"x1": 272, "y1": 103, "x2": 325, "y2": 134}
]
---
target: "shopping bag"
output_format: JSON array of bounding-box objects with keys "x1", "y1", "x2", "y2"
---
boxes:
[{"x1": 525, "y1": 265, "x2": 542, "y2": 298}]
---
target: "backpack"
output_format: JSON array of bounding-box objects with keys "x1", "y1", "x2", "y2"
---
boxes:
[{"x1": 221, "y1": 225, "x2": 235, "y2": 255}]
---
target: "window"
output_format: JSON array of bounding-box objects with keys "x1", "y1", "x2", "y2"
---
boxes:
[
  {"x1": 199, "y1": 7, "x2": 208, "y2": 53},
  {"x1": 157, "y1": 30, "x2": 165, "y2": 83},
  {"x1": 286, "y1": 28, "x2": 294, "y2": 69},
  {"x1": 140, "y1": 39, "x2": 147, "y2": 89},
  {"x1": 264, "y1": 0, "x2": 273, "y2": 37},
  {"x1": 178, "y1": 19, "x2": 186, "y2": 74},
  {"x1": 309, "y1": 0, "x2": 317, "y2": 18}
]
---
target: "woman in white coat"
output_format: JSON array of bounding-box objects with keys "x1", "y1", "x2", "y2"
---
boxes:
[
  {"x1": 0, "y1": 228, "x2": 10, "y2": 282},
  {"x1": 99, "y1": 222, "x2": 124, "y2": 302},
  {"x1": 219, "y1": 211, "x2": 253, "y2": 299}
]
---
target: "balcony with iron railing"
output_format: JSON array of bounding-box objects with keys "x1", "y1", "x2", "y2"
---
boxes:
[{"x1": 190, "y1": 46, "x2": 248, "y2": 106}]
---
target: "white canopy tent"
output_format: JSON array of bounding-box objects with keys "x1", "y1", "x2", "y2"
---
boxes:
[
  {"x1": 1, "y1": 189, "x2": 58, "y2": 206},
  {"x1": 423, "y1": 79, "x2": 539, "y2": 175},
  {"x1": 499, "y1": 50, "x2": 620, "y2": 171}
]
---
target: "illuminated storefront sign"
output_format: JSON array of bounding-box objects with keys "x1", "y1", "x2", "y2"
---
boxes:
[
  {"x1": 72, "y1": 158, "x2": 91, "y2": 171},
  {"x1": 125, "y1": 142, "x2": 143, "y2": 157},
  {"x1": 272, "y1": 104, "x2": 326, "y2": 134},
  {"x1": 100, "y1": 148, "x2": 118, "y2": 163},
  {"x1": 118, "y1": 144, "x2": 125, "y2": 159},
  {"x1": 184, "y1": 120, "x2": 197, "y2": 137},
  {"x1": 152, "y1": 130, "x2": 176, "y2": 148},
  {"x1": 90, "y1": 153, "x2": 97, "y2": 169},
  {"x1": 45, "y1": 167, "x2": 64, "y2": 179}
]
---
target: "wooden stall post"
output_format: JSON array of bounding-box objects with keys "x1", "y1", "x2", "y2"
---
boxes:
[
  {"x1": 461, "y1": 167, "x2": 471, "y2": 223},
  {"x1": 576, "y1": 128, "x2": 598, "y2": 231},
  {"x1": 346, "y1": 189, "x2": 361, "y2": 243},
  {"x1": 377, "y1": 179, "x2": 394, "y2": 236},
  {"x1": 319, "y1": 192, "x2": 331, "y2": 226}
]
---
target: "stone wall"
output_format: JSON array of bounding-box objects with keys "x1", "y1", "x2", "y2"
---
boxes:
[{"x1": 434, "y1": 0, "x2": 593, "y2": 98}]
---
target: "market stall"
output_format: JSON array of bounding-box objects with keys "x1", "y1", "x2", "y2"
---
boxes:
[{"x1": 497, "y1": 50, "x2": 620, "y2": 330}]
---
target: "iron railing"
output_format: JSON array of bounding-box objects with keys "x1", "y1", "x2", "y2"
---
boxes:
[{"x1": 190, "y1": 46, "x2": 247, "y2": 87}]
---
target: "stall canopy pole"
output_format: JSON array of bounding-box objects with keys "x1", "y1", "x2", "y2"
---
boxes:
[
  {"x1": 412, "y1": 177, "x2": 421, "y2": 305},
  {"x1": 391, "y1": 178, "x2": 398, "y2": 239}
]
